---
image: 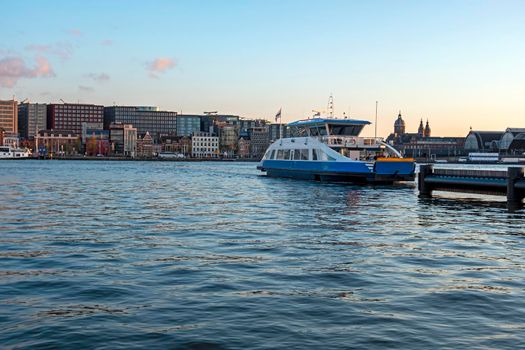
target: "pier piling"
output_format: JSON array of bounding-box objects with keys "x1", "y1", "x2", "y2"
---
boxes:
[
  {"x1": 418, "y1": 164, "x2": 433, "y2": 197},
  {"x1": 507, "y1": 167, "x2": 525, "y2": 207}
]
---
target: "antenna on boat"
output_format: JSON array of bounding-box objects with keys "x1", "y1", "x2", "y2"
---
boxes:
[
  {"x1": 328, "y1": 94, "x2": 334, "y2": 118},
  {"x1": 375, "y1": 101, "x2": 378, "y2": 139}
]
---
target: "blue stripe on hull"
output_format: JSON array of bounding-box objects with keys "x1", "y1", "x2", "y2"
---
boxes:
[
  {"x1": 259, "y1": 159, "x2": 415, "y2": 183},
  {"x1": 261, "y1": 159, "x2": 371, "y2": 174},
  {"x1": 265, "y1": 169, "x2": 371, "y2": 183}
]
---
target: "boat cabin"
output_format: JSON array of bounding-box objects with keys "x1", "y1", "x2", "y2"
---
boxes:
[{"x1": 288, "y1": 118, "x2": 370, "y2": 137}]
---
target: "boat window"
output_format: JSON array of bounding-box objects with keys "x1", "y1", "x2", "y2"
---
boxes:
[
  {"x1": 270, "y1": 150, "x2": 276, "y2": 159},
  {"x1": 328, "y1": 124, "x2": 364, "y2": 136},
  {"x1": 300, "y1": 149, "x2": 309, "y2": 160},
  {"x1": 276, "y1": 149, "x2": 284, "y2": 159},
  {"x1": 0, "y1": 147, "x2": 9, "y2": 152},
  {"x1": 312, "y1": 149, "x2": 335, "y2": 161},
  {"x1": 283, "y1": 149, "x2": 291, "y2": 160},
  {"x1": 293, "y1": 149, "x2": 301, "y2": 160}
]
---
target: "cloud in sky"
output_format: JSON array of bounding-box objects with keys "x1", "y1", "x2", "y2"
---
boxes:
[
  {"x1": 78, "y1": 85, "x2": 94, "y2": 92},
  {"x1": 86, "y1": 73, "x2": 110, "y2": 82},
  {"x1": 0, "y1": 56, "x2": 55, "y2": 88},
  {"x1": 146, "y1": 57, "x2": 176, "y2": 78},
  {"x1": 68, "y1": 29, "x2": 83, "y2": 37},
  {"x1": 26, "y1": 42, "x2": 74, "y2": 60},
  {"x1": 101, "y1": 39, "x2": 113, "y2": 46}
]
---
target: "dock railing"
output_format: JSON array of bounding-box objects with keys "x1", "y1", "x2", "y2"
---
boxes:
[{"x1": 418, "y1": 164, "x2": 525, "y2": 207}]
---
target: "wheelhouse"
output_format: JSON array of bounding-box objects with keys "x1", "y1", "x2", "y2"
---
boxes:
[{"x1": 288, "y1": 118, "x2": 370, "y2": 137}]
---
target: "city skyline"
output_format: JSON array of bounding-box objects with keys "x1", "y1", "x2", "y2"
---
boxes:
[{"x1": 1, "y1": 0, "x2": 525, "y2": 137}]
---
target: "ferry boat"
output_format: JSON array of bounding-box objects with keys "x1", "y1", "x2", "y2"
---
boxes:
[
  {"x1": 0, "y1": 146, "x2": 31, "y2": 159},
  {"x1": 257, "y1": 118, "x2": 415, "y2": 183}
]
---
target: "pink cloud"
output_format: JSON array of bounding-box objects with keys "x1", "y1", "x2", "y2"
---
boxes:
[
  {"x1": 146, "y1": 57, "x2": 176, "y2": 78},
  {"x1": 26, "y1": 42, "x2": 73, "y2": 60},
  {"x1": 0, "y1": 56, "x2": 55, "y2": 88},
  {"x1": 68, "y1": 29, "x2": 83, "y2": 37},
  {"x1": 86, "y1": 73, "x2": 110, "y2": 82},
  {"x1": 101, "y1": 39, "x2": 113, "y2": 46}
]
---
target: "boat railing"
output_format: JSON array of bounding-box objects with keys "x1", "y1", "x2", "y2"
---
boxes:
[{"x1": 319, "y1": 136, "x2": 384, "y2": 148}]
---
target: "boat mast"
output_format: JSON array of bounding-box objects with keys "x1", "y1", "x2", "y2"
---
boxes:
[
  {"x1": 375, "y1": 101, "x2": 378, "y2": 139},
  {"x1": 328, "y1": 94, "x2": 334, "y2": 118}
]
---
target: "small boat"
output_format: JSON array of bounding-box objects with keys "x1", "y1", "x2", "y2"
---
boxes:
[
  {"x1": 257, "y1": 118, "x2": 415, "y2": 183},
  {"x1": 0, "y1": 146, "x2": 31, "y2": 159}
]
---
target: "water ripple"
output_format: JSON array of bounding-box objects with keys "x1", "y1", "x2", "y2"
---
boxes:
[{"x1": 1, "y1": 160, "x2": 525, "y2": 349}]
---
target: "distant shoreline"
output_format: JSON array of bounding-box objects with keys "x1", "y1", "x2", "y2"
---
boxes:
[{"x1": 0, "y1": 157, "x2": 260, "y2": 162}]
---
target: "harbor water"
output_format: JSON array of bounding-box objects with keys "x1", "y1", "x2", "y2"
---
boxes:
[{"x1": 1, "y1": 160, "x2": 525, "y2": 349}]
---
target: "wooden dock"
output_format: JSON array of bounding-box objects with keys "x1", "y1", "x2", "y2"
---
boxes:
[{"x1": 418, "y1": 165, "x2": 525, "y2": 207}]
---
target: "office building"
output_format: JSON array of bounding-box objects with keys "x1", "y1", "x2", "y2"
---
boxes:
[
  {"x1": 109, "y1": 123, "x2": 137, "y2": 157},
  {"x1": 0, "y1": 99, "x2": 18, "y2": 134},
  {"x1": 177, "y1": 115, "x2": 201, "y2": 137},
  {"x1": 35, "y1": 129, "x2": 81, "y2": 157},
  {"x1": 104, "y1": 106, "x2": 177, "y2": 141},
  {"x1": 18, "y1": 103, "x2": 47, "y2": 140},
  {"x1": 249, "y1": 126, "x2": 270, "y2": 159},
  {"x1": 47, "y1": 103, "x2": 103, "y2": 135},
  {"x1": 191, "y1": 132, "x2": 219, "y2": 158}
]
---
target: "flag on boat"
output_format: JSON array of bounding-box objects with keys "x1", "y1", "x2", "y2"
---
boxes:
[{"x1": 275, "y1": 108, "x2": 281, "y2": 122}]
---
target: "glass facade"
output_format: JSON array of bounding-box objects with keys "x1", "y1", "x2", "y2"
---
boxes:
[
  {"x1": 104, "y1": 106, "x2": 177, "y2": 141},
  {"x1": 176, "y1": 115, "x2": 201, "y2": 137},
  {"x1": 18, "y1": 103, "x2": 47, "y2": 140}
]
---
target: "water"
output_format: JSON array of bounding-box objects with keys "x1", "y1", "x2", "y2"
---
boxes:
[{"x1": 1, "y1": 160, "x2": 525, "y2": 349}]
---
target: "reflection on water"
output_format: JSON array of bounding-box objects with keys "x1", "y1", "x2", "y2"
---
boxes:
[{"x1": 1, "y1": 160, "x2": 525, "y2": 349}]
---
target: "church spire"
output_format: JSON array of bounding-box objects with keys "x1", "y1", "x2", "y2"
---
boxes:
[
  {"x1": 418, "y1": 118, "x2": 424, "y2": 137},
  {"x1": 424, "y1": 119, "x2": 431, "y2": 137}
]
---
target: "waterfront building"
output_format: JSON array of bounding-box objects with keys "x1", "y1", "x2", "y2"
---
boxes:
[
  {"x1": 240, "y1": 118, "x2": 267, "y2": 134},
  {"x1": 0, "y1": 99, "x2": 18, "y2": 135},
  {"x1": 137, "y1": 131, "x2": 154, "y2": 157},
  {"x1": 249, "y1": 126, "x2": 270, "y2": 159},
  {"x1": 214, "y1": 114, "x2": 240, "y2": 126},
  {"x1": 464, "y1": 130, "x2": 504, "y2": 152},
  {"x1": 238, "y1": 137, "x2": 250, "y2": 158},
  {"x1": 47, "y1": 103, "x2": 103, "y2": 135},
  {"x1": 200, "y1": 115, "x2": 216, "y2": 135},
  {"x1": 218, "y1": 124, "x2": 239, "y2": 156},
  {"x1": 177, "y1": 115, "x2": 201, "y2": 137},
  {"x1": 268, "y1": 123, "x2": 289, "y2": 142},
  {"x1": 84, "y1": 130, "x2": 110, "y2": 157},
  {"x1": 3, "y1": 134, "x2": 20, "y2": 148},
  {"x1": 0, "y1": 128, "x2": 3, "y2": 146},
  {"x1": 104, "y1": 106, "x2": 177, "y2": 141},
  {"x1": 387, "y1": 112, "x2": 465, "y2": 158},
  {"x1": 191, "y1": 132, "x2": 219, "y2": 158},
  {"x1": 498, "y1": 128, "x2": 525, "y2": 154},
  {"x1": 35, "y1": 129, "x2": 81, "y2": 157},
  {"x1": 109, "y1": 123, "x2": 137, "y2": 157},
  {"x1": 200, "y1": 114, "x2": 241, "y2": 136},
  {"x1": 18, "y1": 103, "x2": 47, "y2": 140},
  {"x1": 81, "y1": 122, "x2": 105, "y2": 144},
  {"x1": 393, "y1": 112, "x2": 405, "y2": 136}
]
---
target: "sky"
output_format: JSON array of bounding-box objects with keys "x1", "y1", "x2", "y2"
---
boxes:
[{"x1": 1, "y1": 0, "x2": 525, "y2": 137}]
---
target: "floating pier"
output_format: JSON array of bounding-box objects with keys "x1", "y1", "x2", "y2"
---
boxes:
[{"x1": 418, "y1": 165, "x2": 525, "y2": 207}]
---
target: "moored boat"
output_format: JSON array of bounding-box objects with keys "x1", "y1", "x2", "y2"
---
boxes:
[
  {"x1": 257, "y1": 118, "x2": 415, "y2": 183},
  {"x1": 0, "y1": 146, "x2": 32, "y2": 159}
]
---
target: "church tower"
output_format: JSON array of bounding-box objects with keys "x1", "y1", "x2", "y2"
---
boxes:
[
  {"x1": 394, "y1": 111, "x2": 405, "y2": 136},
  {"x1": 417, "y1": 119, "x2": 424, "y2": 138},
  {"x1": 424, "y1": 120, "x2": 431, "y2": 138}
]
